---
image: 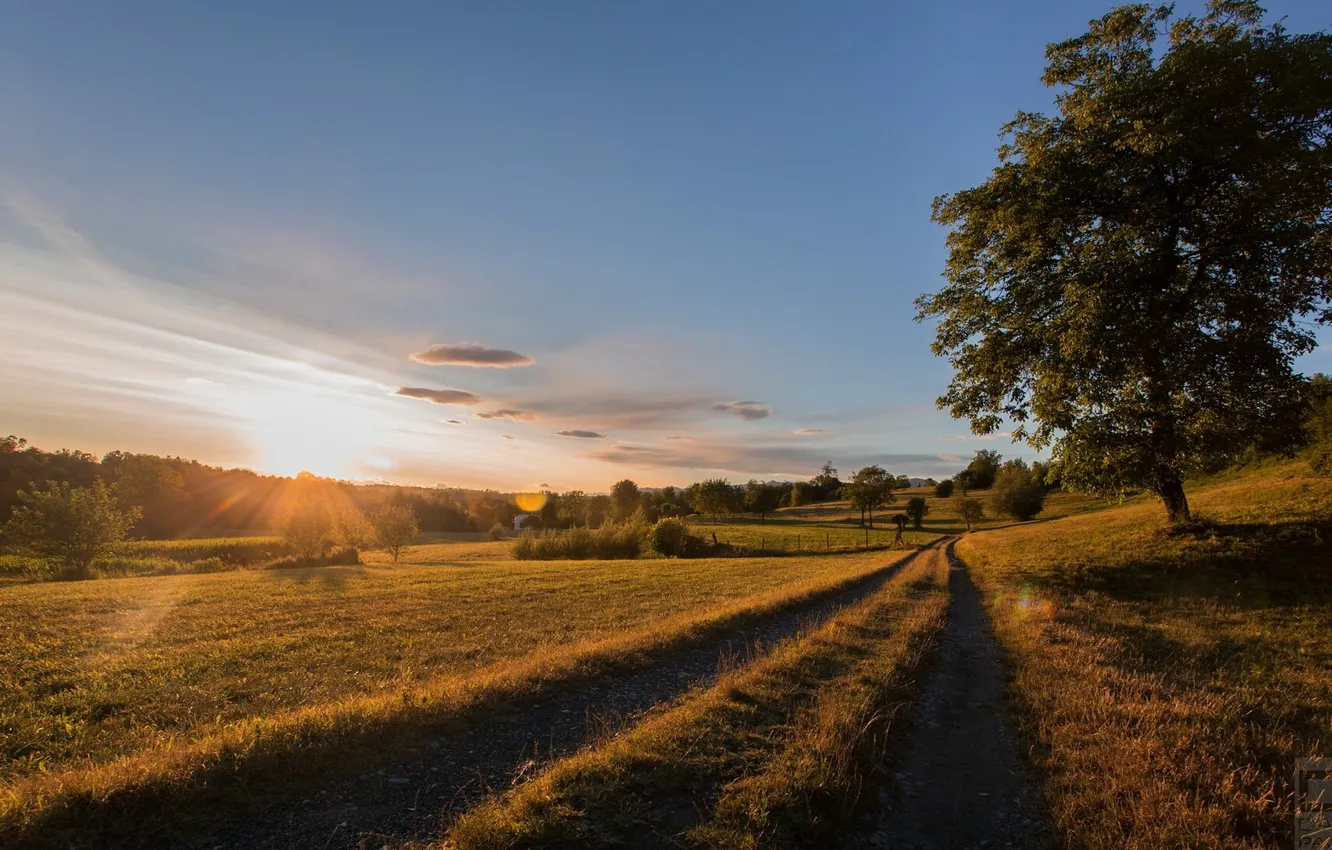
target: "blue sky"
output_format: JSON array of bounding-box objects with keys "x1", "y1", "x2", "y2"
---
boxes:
[{"x1": 2, "y1": 0, "x2": 1329, "y2": 490}]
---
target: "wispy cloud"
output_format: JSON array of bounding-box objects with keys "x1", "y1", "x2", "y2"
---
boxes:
[
  {"x1": 411, "y1": 342, "x2": 535, "y2": 368},
  {"x1": 940, "y1": 431, "x2": 1012, "y2": 443},
  {"x1": 793, "y1": 428, "x2": 825, "y2": 435},
  {"x1": 711, "y1": 400, "x2": 772, "y2": 421},
  {"x1": 556, "y1": 429, "x2": 607, "y2": 439},
  {"x1": 444, "y1": 419, "x2": 462, "y2": 425},
  {"x1": 500, "y1": 434, "x2": 514, "y2": 440},
  {"x1": 524, "y1": 391, "x2": 716, "y2": 430},
  {"x1": 394, "y1": 387, "x2": 484, "y2": 405},
  {"x1": 589, "y1": 439, "x2": 957, "y2": 478},
  {"x1": 475, "y1": 409, "x2": 536, "y2": 421}
]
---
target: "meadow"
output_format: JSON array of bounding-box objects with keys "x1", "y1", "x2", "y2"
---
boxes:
[
  {"x1": 0, "y1": 537, "x2": 940, "y2": 846},
  {"x1": 957, "y1": 460, "x2": 1332, "y2": 849},
  {"x1": 444, "y1": 543, "x2": 951, "y2": 849}
]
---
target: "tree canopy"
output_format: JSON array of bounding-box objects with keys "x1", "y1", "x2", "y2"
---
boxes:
[{"x1": 916, "y1": 1, "x2": 1332, "y2": 523}]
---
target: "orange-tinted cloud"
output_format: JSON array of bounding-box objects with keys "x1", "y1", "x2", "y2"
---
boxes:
[
  {"x1": 411, "y1": 342, "x2": 534, "y2": 368},
  {"x1": 394, "y1": 387, "x2": 483, "y2": 405}
]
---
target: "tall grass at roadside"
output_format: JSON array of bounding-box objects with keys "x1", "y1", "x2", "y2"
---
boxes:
[
  {"x1": 958, "y1": 460, "x2": 1332, "y2": 850},
  {"x1": 443, "y1": 546, "x2": 949, "y2": 849},
  {"x1": 0, "y1": 550, "x2": 917, "y2": 848}
]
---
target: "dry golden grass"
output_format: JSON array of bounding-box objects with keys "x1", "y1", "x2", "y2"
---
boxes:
[
  {"x1": 957, "y1": 460, "x2": 1332, "y2": 849},
  {"x1": 440, "y1": 545, "x2": 950, "y2": 849},
  {"x1": 0, "y1": 547, "x2": 918, "y2": 847}
]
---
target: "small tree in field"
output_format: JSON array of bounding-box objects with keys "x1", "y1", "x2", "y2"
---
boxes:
[
  {"x1": 370, "y1": 504, "x2": 420, "y2": 563},
  {"x1": 933, "y1": 479, "x2": 954, "y2": 499},
  {"x1": 273, "y1": 500, "x2": 334, "y2": 561},
  {"x1": 845, "y1": 465, "x2": 893, "y2": 527},
  {"x1": 691, "y1": 479, "x2": 742, "y2": 525},
  {"x1": 904, "y1": 496, "x2": 929, "y2": 530},
  {"x1": 951, "y1": 495, "x2": 984, "y2": 533},
  {"x1": 918, "y1": 1, "x2": 1332, "y2": 524},
  {"x1": 2, "y1": 480, "x2": 140, "y2": 579},
  {"x1": 745, "y1": 480, "x2": 783, "y2": 525}
]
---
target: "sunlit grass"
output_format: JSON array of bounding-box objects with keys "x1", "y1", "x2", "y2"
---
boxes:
[
  {"x1": 443, "y1": 546, "x2": 949, "y2": 849},
  {"x1": 957, "y1": 459, "x2": 1332, "y2": 849},
  {"x1": 0, "y1": 546, "x2": 924, "y2": 847}
]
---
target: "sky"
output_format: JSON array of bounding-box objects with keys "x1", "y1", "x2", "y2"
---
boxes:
[{"x1": 2, "y1": 0, "x2": 1330, "y2": 491}]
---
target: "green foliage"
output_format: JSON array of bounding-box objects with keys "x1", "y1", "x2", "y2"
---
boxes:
[
  {"x1": 271, "y1": 500, "x2": 335, "y2": 561},
  {"x1": 512, "y1": 520, "x2": 649, "y2": 560},
  {"x1": 744, "y1": 480, "x2": 784, "y2": 523},
  {"x1": 487, "y1": 522, "x2": 506, "y2": 541},
  {"x1": 787, "y1": 482, "x2": 810, "y2": 507},
  {"x1": 610, "y1": 479, "x2": 641, "y2": 520},
  {"x1": 904, "y1": 496, "x2": 929, "y2": 529},
  {"x1": 648, "y1": 517, "x2": 704, "y2": 558},
  {"x1": 690, "y1": 478, "x2": 743, "y2": 524},
  {"x1": 1, "y1": 480, "x2": 140, "y2": 579},
  {"x1": 992, "y1": 461, "x2": 1046, "y2": 521},
  {"x1": 964, "y1": 450, "x2": 1002, "y2": 490},
  {"x1": 933, "y1": 479, "x2": 954, "y2": 499},
  {"x1": 808, "y1": 461, "x2": 842, "y2": 502},
  {"x1": 370, "y1": 504, "x2": 420, "y2": 562},
  {"x1": 843, "y1": 465, "x2": 895, "y2": 526},
  {"x1": 917, "y1": 1, "x2": 1332, "y2": 523},
  {"x1": 951, "y1": 495, "x2": 984, "y2": 532}
]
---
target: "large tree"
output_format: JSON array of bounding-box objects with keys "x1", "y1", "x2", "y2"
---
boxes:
[{"x1": 917, "y1": 1, "x2": 1332, "y2": 523}]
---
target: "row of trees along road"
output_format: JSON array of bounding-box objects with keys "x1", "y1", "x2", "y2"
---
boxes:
[{"x1": 917, "y1": 0, "x2": 1332, "y2": 524}]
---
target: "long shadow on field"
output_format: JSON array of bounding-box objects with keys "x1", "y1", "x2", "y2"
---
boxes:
[
  {"x1": 1004, "y1": 518, "x2": 1332, "y2": 609},
  {"x1": 198, "y1": 549, "x2": 934, "y2": 850},
  {"x1": 5, "y1": 547, "x2": 938, "y2": 850}
]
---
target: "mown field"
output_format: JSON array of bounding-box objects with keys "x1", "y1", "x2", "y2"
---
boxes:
[
  {"x1": 443, "y1": 543, "x2": 951, "y2": 849},
  {"x1": 957, "y1": 460, "x2": 1332, "y2": 849},
  {"x1": 0, "y1": 534, "x2": 943, "y2": 846}
]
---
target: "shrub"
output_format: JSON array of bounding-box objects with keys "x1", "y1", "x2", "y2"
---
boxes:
[
  {"x1": 2, "y1": 480, "x2": 141, "y2": 580},
  {"x1": 992, "y1": 465, "x2": 1046, "y2": 521},
  {"x1": 186, "y1": 556, "x2": 230, "y2": 574},
  {"x1": 933, "y1": 479, "x2": 954, "y2": 499},
  {"x1": 904, "y1": 496, "x2": 929, "y2": 529},
  {"x1": 272, "y1": 501, "x2": 335, "y2": 561},
  {"x1": 512, "y1": 521, "x2": 649, "y2": 560},
  {"x1": 487, "y1": 522, "x2": 507, "y2": 541},
  {"x1": 649, "y1": 518, "x2": 694, "y2": 557}
]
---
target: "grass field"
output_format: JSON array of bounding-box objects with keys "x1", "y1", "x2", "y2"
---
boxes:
[
  {"x1": 444, "y1": 544, "x2": 950, "y2": 849},
  {"x1": 957, "y1": 460, "x2": 1332, "y2": 849},
  {"x1": 0, "y1": 541, "x2": 937, "y2": 846}
]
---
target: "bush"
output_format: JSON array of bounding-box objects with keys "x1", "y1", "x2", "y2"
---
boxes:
[
  {"x1": 933, "y1": 479, "x2": 954, "y2": 499},
  {"x1": 487, "y1": 522, "x2": 507, "y2": 541},
  {"x1": 272, "y1": 501, "x2": 335, "y2": 561},
  {"x1": 2, "y1": 480, "x2": 140, "y2": 580},
  {"x1": 992, "y1": 465, "x2": 1046, "y2": 521},
  {"x1": 904, "y1": 496, "x2": 929, "y2": 529},
  {"x1": 649, "y1": 518, "x2": 699, "y2": 557},
  {"x1": 513, "y1": 521, "x2": 649, "y2": 560}
]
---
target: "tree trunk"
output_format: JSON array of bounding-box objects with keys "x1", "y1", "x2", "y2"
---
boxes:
[{"x1": 1155, "y1": 470, "x2": 1191, "y2": 524}]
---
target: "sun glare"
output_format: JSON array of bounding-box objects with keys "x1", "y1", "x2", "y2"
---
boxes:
[{"x1": 223, "y1": 381, "x2": 384, "y2": 479}]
